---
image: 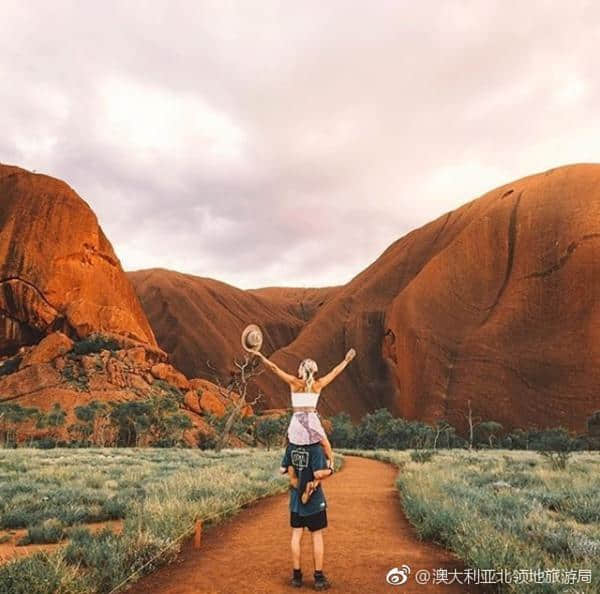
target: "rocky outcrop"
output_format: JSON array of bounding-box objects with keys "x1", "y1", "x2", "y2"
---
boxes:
[
  {"x1": 19, "y1": 331, "x2": 73, "y2": 367},
  {"x1": 0, "y1": 164, "x2": 157, "y2": 354},
  {"x1": 0, "y1": 331, "x2": 245, "y2": 444},
  {"x1": 150, "y1": 362, "x2": 190, "y2": 391}
]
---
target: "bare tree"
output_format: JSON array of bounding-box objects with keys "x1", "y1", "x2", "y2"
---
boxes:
[
  {"x1": 206, "y1": 354, "x2": 263, "y2": 451},
  {"x1": 459, "y1": 399, "x2": 481, "y2": 451},
  {"x1": 432, "y1": 419, "x2": 453, "y2": 450}
]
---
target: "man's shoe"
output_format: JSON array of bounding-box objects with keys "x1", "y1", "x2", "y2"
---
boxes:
[
  {"x1": 291, "y1": 570, "x2": 303, "y2": 588},
  {"x1": 313, "y1": 572, "x2": 330, "y2": 590}
]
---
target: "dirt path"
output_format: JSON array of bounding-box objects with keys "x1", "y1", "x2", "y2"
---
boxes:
[{"x1": 126, "y1": 456, "x2": 482, "y2": 594}]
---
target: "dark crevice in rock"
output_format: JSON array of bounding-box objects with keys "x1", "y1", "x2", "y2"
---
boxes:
[
  {"x1": 480, "y1": 191, "x2": 522, "y2": 324},
  {"x1": 0, "y1": 276, "x2": 60, "y2": 313},
  {"x1": 524, "y1": 233, "x2": 600, "y2": 279}
]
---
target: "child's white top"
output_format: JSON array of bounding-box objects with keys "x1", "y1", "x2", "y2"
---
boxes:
[{"x1": 291, "y1": 391, "x2": 320, "y2": 408}]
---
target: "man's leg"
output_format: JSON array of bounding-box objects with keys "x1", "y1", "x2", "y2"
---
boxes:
[
  {"x1": 311, "y1": 528, "x2": 330, "y2": 590},
  {"x1": 310, "y1": 529, "x2": 324, "y2": 571},
  {"x1": 291, "y1": 527, "x2": 303, "y2": 569}
]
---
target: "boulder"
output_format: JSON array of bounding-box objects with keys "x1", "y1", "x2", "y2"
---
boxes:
[
  {"x1": 150, "y1": 363, "x2": 190, "y2": 391},
  {"x1": 183, "y1": 390, "x2": 203, "y2": 415},
  {"x1": 199, "y1": 390, "x2": 226, "y2": 417},
  {"x1": 20, "y1": 332, "x2": 73, "y2": 367}
]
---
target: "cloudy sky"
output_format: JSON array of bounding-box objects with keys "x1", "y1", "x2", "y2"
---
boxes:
[{"x1": 1, "y1": 1, "x2": 599, "y2": 288}]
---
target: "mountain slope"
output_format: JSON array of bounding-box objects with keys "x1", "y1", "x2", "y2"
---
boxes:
[
  {"x1": 128, "y1": 269, "x2": 340, "y2": 381},
  {"x1": 0, "y1": 164, "x2": 156, "y2": 352}
]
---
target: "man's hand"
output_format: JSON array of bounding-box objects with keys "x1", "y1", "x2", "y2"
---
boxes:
[{"x1": 345, "y1": 348, "x2": 356, "y2": 362}]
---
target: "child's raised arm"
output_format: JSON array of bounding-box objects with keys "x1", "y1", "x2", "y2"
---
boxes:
[
  {"x1": 318, "y1": 348, "x2": 356, "y2": 389},
  {"x1": 255, "y1": 351, "x2": 297, "y2": 385}
]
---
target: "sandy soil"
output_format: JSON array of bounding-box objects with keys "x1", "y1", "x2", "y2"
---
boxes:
[{"x1": 125, "y1": 456, "x2": 483, "y2": 593}]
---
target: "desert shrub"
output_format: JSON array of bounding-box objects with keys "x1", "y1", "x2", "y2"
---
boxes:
[
  {"x1": 101, "y1": 496, "x2": 128, "y2": 520},
  {"x1": 71, "y1": 334, "x2": 120, "y2": 356},
  {"x1": 108, "y1": 396, "x2": 191, "y2": 447},
  {"x1": 18, "y1": 518, "x2": 66, "y2": 545},
  {"x1": 0, "y1": 551, "x2": 88, "y2": 594},
  {"x1": 352, "y1": 409, "x2": 439, "y2": 450},
  {"x1": 196, "y1": 431, "x2": 218, "y2": 449},
  {"x1": 152, "y1": 379, "x2": 184, "y2": 403},
  {"x1": 255, "y1": 416, "x2": 286, "y2": 449},
  {"x1": 329, "y1": 412, "x2": 356, "y2": 448},
  {"x1": 353, "y1": 408, "x2": 392, "y2": 449},
  {"x1": 532, "y1": 427, "x2": 577, "y2": 452},
  {"x1": 0, "y1": 355, "x2": 22, "y2": 377},
  {"x1": 203, "y1": 407, "x2": 256, "y2": 447},
  {"x1": 539, "y1": 450, "x2": 571, "y2": 470},
  {"x1": 0, "y1": 403, "x2": 39, "y2": 447},
  {"x1": 409, "y1": 449, "x2": 437, "y2": 463},
  {"x1": 60, "y1": 361, "x2": 89, "y2": 392},
  {"x1": 30, "y1": 437, "x2": 57, "y2": 449}
]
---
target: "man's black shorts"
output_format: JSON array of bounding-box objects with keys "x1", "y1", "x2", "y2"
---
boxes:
[{"x1": 290, "y1": 510, "x2": 327, "y2": 532}]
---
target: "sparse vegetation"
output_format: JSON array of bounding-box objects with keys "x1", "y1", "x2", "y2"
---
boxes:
[
  {"x1": 344, "y1": 449, "x2": 600, "y2": 593},
  {"x1": 61, "y1": 359, "x2": 90, "y2": 391},
  {"x1": 409, "y1": 449, "x2": 437, "y2": 463},
  {"x1": 255, "y1": 415, "x2": 288, "y2": 450},
  {"x1": 539, "y1": 450, "x2": 571, "y2": 470},
  {"x1": 71, "y1": 334, "x2": 121, "y2": 356},
  {"x1": 0, "y1": 448, "x2": 293, "y2": 593},
  {"x1": 329, "y1": 407, "x2": 596, "y2": 452}
]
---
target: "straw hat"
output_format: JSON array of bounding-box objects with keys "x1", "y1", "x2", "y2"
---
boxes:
[{"x1": 241, "y1": 324, "x2": 263, "y2": 352}]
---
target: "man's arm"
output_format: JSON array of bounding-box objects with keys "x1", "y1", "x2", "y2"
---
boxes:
[
  {"x1": 255, "y1": 351, "x2": 297, "y2": 385},
  {"x1": 310, "y1": 444, "x2": 332, "y2": 479},
  {"x1": 318, "y1": 348, "x2": 356, "y2": 389}
]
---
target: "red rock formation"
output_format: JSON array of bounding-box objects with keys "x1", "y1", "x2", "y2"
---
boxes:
[
  {"x1": 0, "y1": 331, "x2": 239, "y2": 445},
  {"x1": 384, "y1": 164, "x2": 600, "y2": 433},
  {"x1": 260, "y1": 164, "x2": 600, "y2": 433},
  {"x1": 128, "y1": 268, "x2": 339, "y2": 381},
  {"x1": 135, "y1": 164, "x2": 599, "y2": 434},
  {"x1": 8, "y1": 162, "x2": 597, "y2": 437},
  {"x1": 0, "y1": 164, "x2": 156, "y2": 354}
]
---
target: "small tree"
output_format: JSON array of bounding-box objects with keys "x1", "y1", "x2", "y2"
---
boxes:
[
  {"x1": 329, "y1": 412, "x2": 356, "y2": 448},
  {"x1": 255, "y1": 416, "x2": 286, "y2": 450},
  {"x1": 109, "y1": 401, "x2": 151, "y2": 446},
  {"x1": 36, "y1": 403, "x2": 66, "y2": 441},
  {"x1": 0, "y1": 403, "x2": 39, "y2": 446},
  {"x1": 207, "y1": 355, "x2": 263, "y2": 452},
  {"x1": 587, "y1": 411, "x2": 600, "y2": 447},
  {"x1": 474, "y1": 421, "x2": 504, "y2": 448},
  {"x1": 459, "y1": 400, "x2": 481, "y2": 450},
  {"x1": 432, "y1": 420, "x2": 454, "y2": 450},
  {"x1": 71, "y1": 400, "x2": 110, "y2": 446},
  {"x1": 355, "y1": 408, "x2": 395, "y2": 449}
]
